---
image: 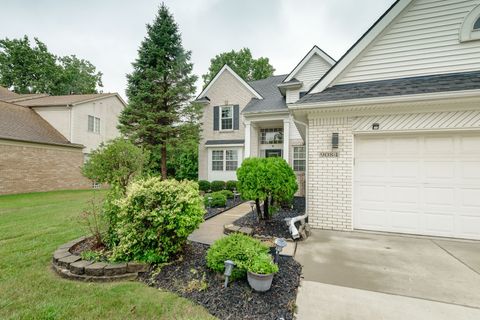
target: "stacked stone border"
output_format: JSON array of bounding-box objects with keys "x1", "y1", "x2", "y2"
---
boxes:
[{"x1": 52, "y1": 236, "x2": 148, "y2": 282}]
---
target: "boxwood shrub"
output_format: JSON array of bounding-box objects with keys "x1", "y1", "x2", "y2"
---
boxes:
[
  {"x1": 226, "y1": 180, "x2": 237, "y2": 191},
  {"x1": 218, "y1": 189, "x2": 234, "y2": 199},
  {"x1": 206, "y1": 233, "x2": 270, "y2": 280},
  {"x1": 210, "y1": 180, "x2": 225, "y2": 192},
  {"x1": 204, "y1": 192, "x2": 227, "y2": 207},
  {"x1": 111, "y1": 177, "x2": 204, "y2": 264},
  {"x1": 198, "y1": 180, "x2": 211, "y2": 193}
]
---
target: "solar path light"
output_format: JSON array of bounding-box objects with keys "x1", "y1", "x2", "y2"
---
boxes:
[{"x1": 224, "y1": 260, "x2": 235, "y2": 288}]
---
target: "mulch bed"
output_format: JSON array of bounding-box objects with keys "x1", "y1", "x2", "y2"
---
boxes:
[
  {"x1": 204, "y1": 198, "x2": 243, "y2": 220},
  {"x1": 69, "y1": 236, "x2": 104, "y2": 255},
  {"x1": 233, "y1": 197, "x2": 306, "y2": 239},
  {"x1": 142, "y1": 242, "x2": 302, "y2": 320}
]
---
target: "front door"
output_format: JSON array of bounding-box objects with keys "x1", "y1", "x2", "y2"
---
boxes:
[{"x1": 265, "y1": 149, "x2": 282, "y2": 158}]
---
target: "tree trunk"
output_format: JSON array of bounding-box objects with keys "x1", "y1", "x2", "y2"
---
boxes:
[
  {"x1": 263, "y1": 196, "x2": 269, "y2": 220},
  {"x1": 255, "y1": 198, "x2": 262, "y2": 220},
  {"x1": 161, "y1": 141, "x2": 167, "y2": 179}
]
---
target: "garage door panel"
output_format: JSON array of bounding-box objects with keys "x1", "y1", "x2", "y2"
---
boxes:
[{"x1": 354, "y1": 133, "x2": 480, "y2": 240}]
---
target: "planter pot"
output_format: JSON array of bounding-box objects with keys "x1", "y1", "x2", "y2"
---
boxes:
[{"x1": 247, "y1": 271, "x2": 274, "y2": 292}]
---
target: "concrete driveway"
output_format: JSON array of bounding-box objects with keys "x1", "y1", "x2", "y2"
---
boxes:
[{"x1": 295, "y1": 230, "x2": 480, "y2": 320}]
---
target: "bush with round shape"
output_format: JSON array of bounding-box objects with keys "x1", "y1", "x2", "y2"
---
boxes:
[
  {"x1": 204, "y1": 192, "x2": 227, "y2": 207},
  {"x1": 198, "y1": 180, "x2": 211, "y2": 192},
  {"x1": 111, "y1": 177, "x2": 204, "y2": 264},
  {"x1": 218, "y1": 189, "x2": 234, "y2": 199},
  {"x1": 210, "y1": 180, "x2": 225, "y2": 192},
  {"x1": 226, "y1": 180, "x2": 237, "y2": 191},
  {"x1": 206, "y1": 233, "x2": 270, "y2": 280}
]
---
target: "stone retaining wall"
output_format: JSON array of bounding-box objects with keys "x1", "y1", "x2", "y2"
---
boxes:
[{"x1": 52, "y1": 237, "x2": 148, "y2": 282}]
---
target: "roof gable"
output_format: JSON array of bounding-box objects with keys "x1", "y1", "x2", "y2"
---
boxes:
[
  {"x1": 197, "y1": 65, "x2": 263, "y2": 100},
  {"x1": 284, "y1": 46, "x2": 335, "y2": 83}
]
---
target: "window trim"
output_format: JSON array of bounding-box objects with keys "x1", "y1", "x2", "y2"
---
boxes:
[
  {"x1": 260, "y1": 128, "x2": 284, "y2": 144},
  {"x1": 219, "y1": 105, "x2": 234, "y2": 131},
  {"x1": 225, "y1": 149, "x2": 238, "y2": 171},
  {"x1": 88, "y1": 115, "x2": 100, "y2": 134},
  {"x1": 211, "y1": 149, "x2": 239, "y2": 172},
  {"x1": 211, "y1": 150, "x2": 224, "y2": 171},
  {"x1": 293, "y1": 146, "x2": 306, "y2": 172},
  {"x1": 459, "y1": 6, "x2": 480, "y2": 42}
]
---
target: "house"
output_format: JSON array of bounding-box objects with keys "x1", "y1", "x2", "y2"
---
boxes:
[
  {"x1": 0, "y1": 88, "x2": 126, "y2": 194},
  {"x1": 196, "y1": 46, "x2": 336, "y2": 196},
  {"x1": 290, "y1": 0, "x2": 480, "y2": 240}
]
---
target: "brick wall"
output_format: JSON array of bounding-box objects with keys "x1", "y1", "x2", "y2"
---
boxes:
[
  {"x1": 0, "y1": 139, "x2": 91, "y2": 195},
  {"x1": 307, "y1": 116, "x2": 353, "y2": 230}
]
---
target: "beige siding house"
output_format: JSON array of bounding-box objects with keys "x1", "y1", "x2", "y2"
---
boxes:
[
  {"x1": 196, "y1": 48, "x2": 336, "y2": 196},
  {"x1": 290, "y1": 0, "x2": 480, "y2": 240}
]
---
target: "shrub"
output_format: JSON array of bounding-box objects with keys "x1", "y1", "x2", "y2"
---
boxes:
[
  {"x1": 111, "y1": 177, "x2": 204, "y2": 263},
  {"x1": 198, "y1": 180, "x2": 211, "y2": 192},
  {"x1": 247, "y1": 253, "x2": 279, "y2": 275},
  {"x1": 237, "y1": 157, "x2": 298, "y2": 220},
  {"x1": 210, "y1": 180, "x2": 225, "y2": 192},
  {"x1": 206, "y1": 233, "x2": 270, "y2": 280},
  {"x1": 219, "y1": 189, "x2": 234, "y2": 199},
  {"x1": 82, "y1": 138, "x2": 148, "y2": 190},
  {"x1": 226, "y1": 180, "x2": 237, "y2": 191},
  {"x1": 204, "y1": 192, "x2": 227, "y2": 207}
]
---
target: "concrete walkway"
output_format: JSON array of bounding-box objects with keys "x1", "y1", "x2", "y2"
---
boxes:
[
  {"x1": 188, "y1": 202, "x2": 252, "y2": 245},
  {"x1": 295, "y1": 230, "x2": 480, "y2": 320}
]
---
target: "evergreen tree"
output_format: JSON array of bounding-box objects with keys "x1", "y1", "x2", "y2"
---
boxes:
[{"x1": 118, "y1": 4, "x2": 197, "y2": 179}]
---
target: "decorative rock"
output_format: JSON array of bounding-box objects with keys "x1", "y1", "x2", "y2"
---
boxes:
[
  {"x1": 223, "y1": 224, "x2": 241, "y2": 234},
  {"x1": 127, "y1": 262, "x2": 149, "y2": 273},
  {"x1": 53, "y1": 249, "x2": 71, "y2": 263},
  {"x1": 57, "y1": 254, "x2": 81, "y2": 268},
  {"x1": 69, "y1": 260, "x2": 93, "y2": 275},
  {"x1": 239, "y1": 226, "x2": 253, "y2": 235},
  {"x1": 85, "y1": 262, "x2": 107, "y2": 276},
  {"x1": 104, "y1": 263, "x2": 127, "y2": 276}
]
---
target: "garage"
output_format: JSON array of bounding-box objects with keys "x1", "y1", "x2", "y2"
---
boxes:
[{"x1": 354, "y1": 132, "x2": 480, "y2": 240}]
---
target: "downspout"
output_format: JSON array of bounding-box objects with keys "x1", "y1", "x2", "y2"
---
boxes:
[
  {"x1": 286, "y1": 118, "x2": 309, "y2": 239},
  {"x1": 68, "y1": 104, "x2": 74, "y2": 142}
]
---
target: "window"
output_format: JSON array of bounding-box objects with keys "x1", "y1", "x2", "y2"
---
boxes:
[
  {"x1": 88, "y1": 115, "x2": 100, "y2": 133},
  {"x1": 92, "y1": 181, "x2": 101, "y2": 189},
  {"x1": 475, "y1": 17, "x2": 480, "y2": 30},
  {"x1": 225, "y1": 150, "x2": 238, "y2": 171},
  {"x1": 220, "y1": 106, "x2": 233, "y2": 130},
  {"x1": 293, "y1": 146, "x2": 306, "y2": 171},
  {"x1": 459, "y1": 8, "x2": 480, "y2": 42},
  {"x1": 212, "y1": 150, "x2": 224, "y2": 171},
  {"x1": 260, "y1": 128, "x2": 283, "y2": 144}
]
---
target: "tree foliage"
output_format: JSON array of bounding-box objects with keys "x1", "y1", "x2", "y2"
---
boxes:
[
  {"x1": 118, "y1": 4, "x2": 198, "y2": 179},
  {"x1": 202, "y1": 48, "x2": 275, "y2": 86},
  {"x1": 0, "y1": 36, "x2": 102, "y2": 94},
  {"x1": 236, "y1": 157, "x2": 298, "y2": 220},
  {"x1": 82, "y1": 138, "x2": 148, "y2": 190}
]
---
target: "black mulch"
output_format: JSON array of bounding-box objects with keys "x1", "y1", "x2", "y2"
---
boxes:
[
  {"x1": 204, "y1": 198, "x2": 243, "y2": 220},
  {"x1": 233, "y1": 197, "x2": 306, "y2": 239},
  {"x1": 142, "y1": 242, "x2": 302, "y2": 320}
]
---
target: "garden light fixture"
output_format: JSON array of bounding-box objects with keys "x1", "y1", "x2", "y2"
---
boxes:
[
  {"x1": 224, "y1": 260, "x2": 235, "y2": 288},
  {"x1": 274, "y1": 238, "x2": 287, "y2": 263},
  {"x1": 207, "y1": 196, "x2": 213, "y2": 209}
]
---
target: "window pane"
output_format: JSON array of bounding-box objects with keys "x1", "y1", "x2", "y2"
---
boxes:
[
  {"x1": 88, "y1": 115, "x2": 94, "y2": 132},
  {"x1": 212, "y1": 150, "x2": 223, "y2": 161},
  {"x1": 220, "y1": 106, "x2": 233, "y2": 130},
  {"x1": 221, "y1": 107, "x2": 232, "y2": 118},
  {"x1": 293, "y1": 146, "x2": 306, "y2": 171},
  {"x1": 260, "y1": 128, "x2": 283, "y2": 144},
  {"x1": 221, "y1": 118, "x2": 233, "y2": 130},
  {"x1": 226, "y1": 150, "x2": 237, "y2": 160},
  {"x1": 212, "y1": 161, "x2": 223, "y2": 171},
  {"x1": 293, "y1": 160, "x2": 306, "y2": 171},
  {"x1": 94, "y1": 117, "x2": 100, "y2": 133},
  {"x1": 475, "y1": 17, "x2": 480, "y2": 30},
  {"x1": 226, "y1": 161, "x2": 237, "y2": 171}
]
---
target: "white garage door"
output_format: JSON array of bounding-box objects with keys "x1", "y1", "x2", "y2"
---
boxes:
[{"x1": 354, "y1": 133, "x2": 480, "y2": 240}]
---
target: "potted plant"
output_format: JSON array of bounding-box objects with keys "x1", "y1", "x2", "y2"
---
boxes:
[{"x1": 247, "y1": 253, "x2": 279, "y2": 292}]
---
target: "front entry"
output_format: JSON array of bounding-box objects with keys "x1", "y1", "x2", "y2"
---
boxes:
[{"x1": 265, "y1": 149, "x2": 282, "y2": 158}]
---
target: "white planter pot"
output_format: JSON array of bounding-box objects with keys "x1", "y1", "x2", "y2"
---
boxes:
[{"x1": 247, "y1": 271, "x2": 274, "y2": 292}]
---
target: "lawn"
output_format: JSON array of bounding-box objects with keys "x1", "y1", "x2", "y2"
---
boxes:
[{"x1": 0, "y1": 189, "x2": 214, "y2": 320}]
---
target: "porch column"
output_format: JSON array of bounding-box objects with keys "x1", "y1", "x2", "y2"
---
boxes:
[
  {"x1": 244, "y1": 120, "x2": 251, "y2": 158},
  {"x1": 283, "y1": 119, "x2": 290, "y2": 162}
]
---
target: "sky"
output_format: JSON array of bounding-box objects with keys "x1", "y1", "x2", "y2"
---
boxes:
[{"x1": 0, "y1": 0, "x2": 396, "y2": 99}]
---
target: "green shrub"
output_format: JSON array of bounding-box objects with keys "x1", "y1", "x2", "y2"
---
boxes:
[
  {"x1": 111, "y1": 177, "x2": 204, "y2": 264},
  {"x1": 219, "y1": 189, "x2": 234, "y2": 199},
  {"x1": 210, "y1": 180, "x2": 225, "y2": 192},
  {"x1": 206, "y1": 233, "x2": 270, "y2": 280},
  {"x1": 226, "y1": 180, "x2": 237, "y2": 191},
  {"x1": 247, "y1": 253, "x2": 278, "y2": 274},
  {"x1": 204, "y1": 192, "x2": 227, "y2": 207},
  {"x1": 198, "y1": 180, "x2": 211, "y2": 192}
]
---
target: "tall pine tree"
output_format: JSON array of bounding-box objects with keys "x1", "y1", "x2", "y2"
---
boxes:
[{"x1": 118, "y1": 4, "x2": 197, "y2": 179}]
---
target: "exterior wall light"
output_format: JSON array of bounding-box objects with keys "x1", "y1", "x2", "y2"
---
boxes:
[
  {"x1": 224, "y1": 260, "x2": 235, "y2": 288},
  {"x1": 372, "y1": 123, "x2": 380, "y2": 130},
  {"x1": 274, "y1": 238, "x2": 287, "y2": 263},
  {"x1": 332, "y1": 133, "x2": 339, "y2": 149}
]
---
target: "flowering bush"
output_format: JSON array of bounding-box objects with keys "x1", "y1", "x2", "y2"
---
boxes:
[{"x1": 111, "y1": 177, "x2": 204, "y2": 263}]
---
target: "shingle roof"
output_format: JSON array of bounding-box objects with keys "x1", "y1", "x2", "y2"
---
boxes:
[
  {"x1": 298, "y1": 71, "x2": 480, "y2": 104},
  {"x1": 0, "y1": 86, "x2": 19, "y2": 100},
  {"x1": 15, "y1": 93, "x2": 117, "y2": 107},
  {"x1": 0, "y1": 100, "x2": 81, "y2": 147},
  {"x1": 205, "y1": 139, "x2": 245, "y2": 145},
  {"x1": 242, "y1": 75, "x2": 288, "y2": 114}
]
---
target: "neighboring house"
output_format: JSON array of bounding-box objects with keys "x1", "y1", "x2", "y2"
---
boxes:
[
  {"x1": 196, "y1": 46, "x2": 335, "y2": 196},
  {"x1": 0, "y1": 100, "x2": 90, "y2": 195},
  {"x1": 0, "y1": 87, "x2": 126, "y2": 194},
  {"x1": 290, "y1": 0, "x2": 480, "y2": 240}
]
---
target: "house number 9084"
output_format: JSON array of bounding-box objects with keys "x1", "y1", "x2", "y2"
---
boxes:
[{"x1": 319, "y1": 151, "x2": 339, "y2": 157}]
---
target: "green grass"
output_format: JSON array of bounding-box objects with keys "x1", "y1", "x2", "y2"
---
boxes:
[{"x1": 0, "y1": 189, "x2": 215, "y2": 320}]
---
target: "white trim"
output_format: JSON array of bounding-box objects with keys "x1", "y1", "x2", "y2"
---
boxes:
[
  {"x1": 309, "y1": 0, "x2": 413, "y2": 94},
  {"x1": 459, "y1": 4, "x2": 480, "y2": 42},
  {"x1": 219, "y1": 105, "x2": 234, "y2": 131},
  {"x1": 197, "y1": 65, "x2": 263, "y2": 100},
  {"x1": 284, "y1": 46, "x2": 336, "y2": 83}
]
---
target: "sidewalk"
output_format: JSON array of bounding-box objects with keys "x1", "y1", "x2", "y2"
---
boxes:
[{"x1": 188, "y1": 202, "x2": 252, "y2": 245}]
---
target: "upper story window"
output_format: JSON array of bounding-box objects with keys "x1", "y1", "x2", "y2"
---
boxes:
[
  {"x1": 260, "y1": 128, "x2": 283, "y2": 144},
  {"x1": 459, "y1": 7, "x2": 480, "y2": 42},
  {"x1": 88, "y1": 115, "x2": 100, "y2": 133},
  {"x1": 220, "y1": 106, "x2": 233, "y2": 130}
]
